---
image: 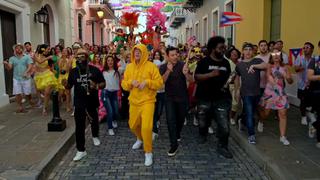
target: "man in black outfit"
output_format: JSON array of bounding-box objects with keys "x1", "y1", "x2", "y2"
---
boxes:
[
  {"x1": 63, "y1": 48, "x2": 106, "y2": 161},
  {"x1": 160, "y1": 47, "x2": 193, "y2": 157},
  {"x1": 194, "y1": 36, "x2": 233, "y2": 159}
]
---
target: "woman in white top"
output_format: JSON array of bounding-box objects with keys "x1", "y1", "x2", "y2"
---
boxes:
[{"x1": 102, "y1": 55, "x2": 121, "y2": 135}]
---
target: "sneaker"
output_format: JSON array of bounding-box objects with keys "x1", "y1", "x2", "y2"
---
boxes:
[
  {"x1": 308, "y1": 124, "x2": 316, "y2": 138},
  {"x1": 193, "y1": 117, "x2": 199, "y2": 126},
  {"x1": 22, "y1": 98, "x2": 26, "y2": 103},
  {"x1": 132, "y1": 139, "x2": 143, "y2": 150},
  {"x1": 208, "y1": 127, "x2": 214, "y2": 134},
  {"x1": 108, "y1": 129, "x2": 115, "y2": 136},
  {"x1": 307, "y1": 112, "x2": 317, "y2": 124},
  {"x1": 217, "y1": 147, "x2": 233, "y2": 159},
  {"x1": 301, "y1": 116, "x2": 308, "y2": 125},
  {"x1": 280, "y1": 136, "x2": 290, "y2": 146},
  {"x1": 184, "y1": 118, "x2": 187, "y2": 126},
  {"x1": 112, "y1": 121, "x2": 118, "y2": 128},
  {"x1": 177, "y1": 138, "x2": 181, "y2": 142},
  {"x1": 230, "y1": 118, "x2": 236, "y2": 125},
  {"x1": 248, "y1": 135, "x2": 256, "y2": 144},
  {"x1": 144, "y1": 153, "x2": 153, "y2": 166},
  {"x1": 92, "y1": 137, "x2": 101, "y2": 146},
  {"x1": 71, "y1": 111, "x2": 74, "y2": 117},
  {"x1": 152, "y1": 132, "x2": 158, "y2": 141},
  {"x1": 167, "y1": 145, "x2": 178, "y2": 157},
  {"x1": 73, "y1": 151, "x2": 87, "y2": 161},
  {"x1": 316, "y1": 142, "x2": 320, "y2": 149},
  {"x1": 257, "y1": 121, "x2": 264, "y2": 133}
]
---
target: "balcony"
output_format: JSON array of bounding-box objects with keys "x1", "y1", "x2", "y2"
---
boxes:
[
  {"x1": 88, "y1": 0, "x2": 116, "y2": 20},
  {"x1": 183, "y1": 0, "x2": 203, "y2": 13},
  {"x1": 169, "y1": 8, "x2": 188, "y2": 29}
]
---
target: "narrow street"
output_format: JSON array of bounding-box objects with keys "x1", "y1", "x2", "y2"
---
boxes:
[{"x1": 49, "y1": 118, "x2": 269, "y2": 180}]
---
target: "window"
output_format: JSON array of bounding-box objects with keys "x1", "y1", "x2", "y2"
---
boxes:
[
  {"x1": 225, "y1": 0, "x2": 234, "y2": 45},
  {"x1": 43, "y1": 7, "x2": 50, "y2": 45},
  {"x1": 212, "y1": 8, "x2": 219, "y2": 36},
  {"x1": 78, "y1": 14, "x2": 83, "y2": 42},
  {"x1": 195, "y1": 22, "x2": 199, "y2": 43},
  {"x1": 270, "y1": 0, "x2": 281, "y2": 41},
  {"x1": 203, "y1": 16, "x2": 208, "y2": 45}
]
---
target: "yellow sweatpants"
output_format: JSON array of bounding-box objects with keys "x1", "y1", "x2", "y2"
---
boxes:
[{"x1": 129, "y1": 103, "x2": 155, "y2": 153}]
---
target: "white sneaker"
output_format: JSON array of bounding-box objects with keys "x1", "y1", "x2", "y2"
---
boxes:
[
  {"x1": 280, "y1": 136, "x2": 290, "y2": 146},
  {"x1": 132, "y1": 139, "x2": 143, "y2": 150},
  {"x1": 112, "y1": 121, "x2": 118, "y2": 128},
  {"x1": 92, "y1": 137, "x2": 101, "y2": 146},
  {"x1": 108, "y1": 129, "x2": 115, "y2": 136},
  {"x1": 22, "y1": 98, "x2": 26, "y2": 103},
  {"x1": 208, "y1": 127, "x2": 214, "y2": 134},
  {"x1": 184, "y1": 118, "x2": 187, "y2": 126},
  {"x1": 316, "y1": 142, "x2": 320, "y2": 149},
  {"x1": 257, "y1": 121, "x2": 264, "y2": 133},
  {"x1": 230, "y1": 118, "x2": 236, "y2": 125},
  {"x1": 144, "y1": 153, "x2": 153, "y2": 166},
  {"x1": 307, "y1": 112, "x2": 317, "y2": 124},
  {"x1": 71, "y1": 111, "x2": 74, "y2": 117},
  {"x1": 152, "y1": 132, "x2": 158, "y2": 141},
  {"x1": 301, "y1": 116, "x2": 308, "y2": 125},
  {"x1": 193, "y1": 117, "x2": 199, "y2": 126},
  {"x1": 73, "y1": 151, "x2": 87, "y2": 161},
  {"x1": 308, "y1": 124, "x2": 316, "y2": 138}
]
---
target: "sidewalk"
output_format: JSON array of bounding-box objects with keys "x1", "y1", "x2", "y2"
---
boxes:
[
  {"x1": 231, "y1": 107, "x2": 320, "y2": 180},
  {"x1": 0, "y1": 102, "x2": 75, "y2": 180}
]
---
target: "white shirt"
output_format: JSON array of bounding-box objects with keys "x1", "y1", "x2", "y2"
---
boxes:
[{"x1": 103, "y1": 70, "x2": 120, "y2": 91}]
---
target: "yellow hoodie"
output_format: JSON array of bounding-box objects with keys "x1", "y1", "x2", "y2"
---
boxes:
[{"x1": 121, "y1": 44, "x2": 163, "y2": 105}]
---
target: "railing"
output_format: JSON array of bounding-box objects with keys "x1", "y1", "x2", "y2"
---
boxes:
[
  {"x1": 171, "y1": 8, "x2": 188, "y2": 17},
  {"x1": 88, "y1": 0, "x2": 108, "y2": 4}
]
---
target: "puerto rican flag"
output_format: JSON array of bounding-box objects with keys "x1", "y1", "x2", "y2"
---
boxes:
[{"x1": 220, "y1": 12, "x2": 242, "y2": 27}]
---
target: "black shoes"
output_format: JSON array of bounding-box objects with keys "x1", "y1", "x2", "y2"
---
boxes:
[
  {"x1": 167, "y1": 145, "x2": 178, "y2": 157},
  {"x1": 217, "y1": 147, "x2": 233, "y2": 159}
]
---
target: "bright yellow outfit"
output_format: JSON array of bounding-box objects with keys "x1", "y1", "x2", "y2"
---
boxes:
[
  {"x1": 121, "y1": 44, "x2": 163, "y2": 153},
  {"x1": 57, "y1": 59, "x2": 69, "y2": 90},
  {"x1": 34, "y1": 58, "x2": 59, "y2": 91}
]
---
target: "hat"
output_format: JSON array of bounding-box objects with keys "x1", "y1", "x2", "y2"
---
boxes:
[
  {"x1": 242, "y1": 43, "x2": 253, "y2": 49},
  {"x1": 76, "y1": 48, "x2": 88, "y2": 56},
  {"x1": 13, "y1": 43, "x2": 24, "y2": 50},
  {"x1": 72, "y1": 43, "x2": 81, "y2": 49}
]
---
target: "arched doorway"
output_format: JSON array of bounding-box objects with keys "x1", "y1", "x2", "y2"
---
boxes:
[{"x1": 43, "y1": 4, "x2": 56, "y2": 45}]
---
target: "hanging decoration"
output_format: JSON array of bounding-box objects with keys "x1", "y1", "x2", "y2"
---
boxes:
[{"x1": 119, "y1": 11, "x2": 140, "y2": 28}]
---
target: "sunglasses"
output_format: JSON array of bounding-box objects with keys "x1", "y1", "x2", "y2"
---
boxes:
[
  {"x1": 271, "y1": 52, "x2": 281, "y2": 56},
  {"x1": 76, "y1": 54, "x2": 86, "y2": 60}
]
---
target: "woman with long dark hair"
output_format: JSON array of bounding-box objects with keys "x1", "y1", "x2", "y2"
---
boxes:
[{"x1": 101, "y1": 55, "x2": 121, "y2": 135}]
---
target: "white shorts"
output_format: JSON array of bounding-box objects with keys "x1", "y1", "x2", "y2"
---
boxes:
[{"x1": 13, "y1": 78, "x2": 32, "y2": 95}]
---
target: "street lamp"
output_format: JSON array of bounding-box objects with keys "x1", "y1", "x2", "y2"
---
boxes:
[
  {"x1": 34, "y1": 7, "x2": 49, "y2": 23},
  {"x1": 97, "y1": 9, "x2": 104, "y2": 19}
]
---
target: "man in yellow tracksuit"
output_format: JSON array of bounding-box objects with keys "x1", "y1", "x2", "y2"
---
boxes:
[{"x1": 121, "y1": 44, "x2": 163, "y2": 166}]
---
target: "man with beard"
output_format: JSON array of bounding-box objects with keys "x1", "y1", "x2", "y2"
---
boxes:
[
  {"x1": 194, "y1": 36, "x2": 233, "y2": 158},
  {"x1": 63, "y1": 48, "x2": 105, "y2": 161}
]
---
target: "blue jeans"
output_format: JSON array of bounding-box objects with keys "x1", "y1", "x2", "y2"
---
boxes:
[
  {"x1": 242, "y1": 95, "x2": 260, "y2": 136},
  {"x1": 101, "y1": 90, "x2": 119, "y2": 129},
  {"x1": 153, "y1": 92, "x2": 165, "y2": 133}
]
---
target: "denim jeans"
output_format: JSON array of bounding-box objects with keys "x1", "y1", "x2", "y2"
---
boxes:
[
  {"x1": 165, "y1": 99, "x2": 188, "y2": 148},
  {"x1": 197, "y1": 99, "x2": 231, "y2": 147},
  {"x1": 101, "y1": 90, "x2": 119, "y2": 129},
  {"x1": 153, "y1": 92, "x2": 165, "y2": 134},
  {"x1": 241, "y1": 95, "x2": 260, "y2": 136}
]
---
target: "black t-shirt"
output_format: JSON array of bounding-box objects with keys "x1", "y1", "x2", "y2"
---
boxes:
[
  {"x1": 235, "y1": 58, "x2": 264, "y2": 96},
  {"x1": 308, "y1": 57, "x2": 320, "y2": 93},
  {"x1": 195, "y1": 56, "x2": 231, "y2": 101},
  {"x1": 67, "y1": 65, "x2": 105, "y2": 108},
  {"x1": 160, "y1": 61, "x2": 188, "y2": 102}
]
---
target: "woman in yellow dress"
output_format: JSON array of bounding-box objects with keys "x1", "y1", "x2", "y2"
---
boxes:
[
  {"x1": 58, "y1": 48, "x2": 72, "y2": 112},
  {"x1": 34, "y1": 44, "x2": 59, "y2": 115}
]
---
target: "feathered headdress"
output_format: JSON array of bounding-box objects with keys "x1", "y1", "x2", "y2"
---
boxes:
[
  {"x1": 146, "y1": 4, "x2": 167, "y2": 32},
  {"x1": 119, "y1": 12, "x2": 140, "y2": 28}
]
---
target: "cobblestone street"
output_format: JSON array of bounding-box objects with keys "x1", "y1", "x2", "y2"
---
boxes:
[{"x1": 49, "y1": 117, "x2": 270, "y2": 180}]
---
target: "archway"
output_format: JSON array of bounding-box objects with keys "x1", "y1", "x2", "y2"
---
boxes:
[{"x1": 43, "y1": 4, "x2": 56, "y2": 46}]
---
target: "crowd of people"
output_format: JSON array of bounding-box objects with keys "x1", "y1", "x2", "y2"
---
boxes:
[{"x1": 3, "y1": 32, "x2": 320, "y2": 167}]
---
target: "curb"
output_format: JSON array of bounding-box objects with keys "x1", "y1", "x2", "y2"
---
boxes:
[
  {"x1": 35, "y1": 126, "x2": 75, "y2": 180},
  {"x1": 230, "y1": 127, "x2": 297, "y2": 180}
]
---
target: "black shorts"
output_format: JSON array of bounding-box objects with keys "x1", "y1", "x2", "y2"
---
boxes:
[{"x1": 297, "y1": 89, "x2": 312, "y2": 107}]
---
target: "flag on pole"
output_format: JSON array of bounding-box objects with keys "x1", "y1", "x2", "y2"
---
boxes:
[
  {"x1": 220, "y1": 12, "x2": 242, "y2": 27},
  {"x1": 289, "y1": 48, "x2": 303, "y2": 66}
]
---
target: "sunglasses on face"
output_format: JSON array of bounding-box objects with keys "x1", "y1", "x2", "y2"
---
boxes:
[
  {"x1": 271, "y1": 52, "x2": 281, "y2": 56},
  {"x1": 76, "y1": 55, "x2": 86, "y2": 61},
  {"x1": 243, "y1": 48, "x2": 253, "y2": 51}
]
